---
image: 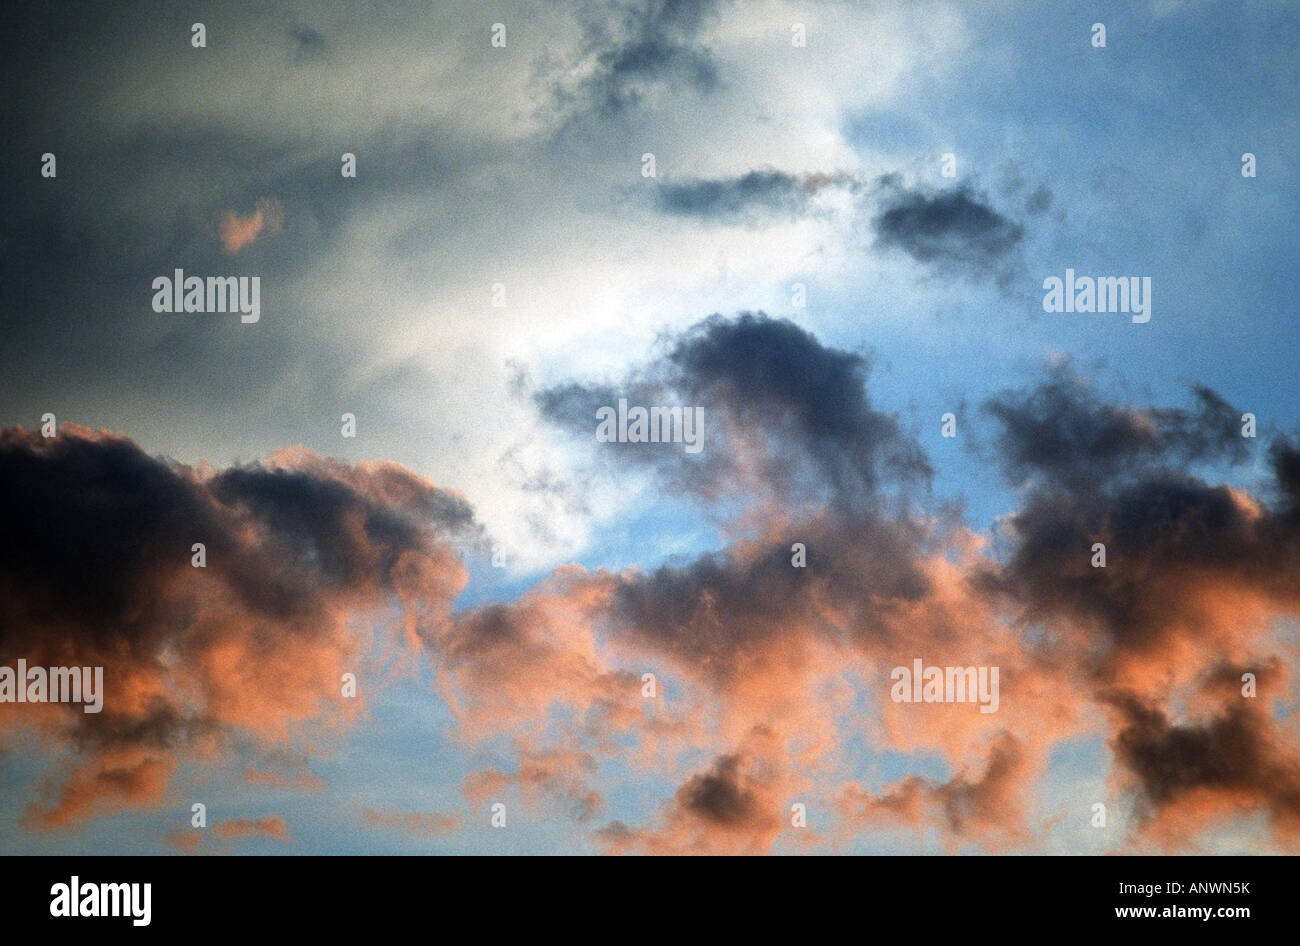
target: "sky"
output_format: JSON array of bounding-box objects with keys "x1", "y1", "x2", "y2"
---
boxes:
[{"x1": 0, "y1": 0, "x2": 1298, "y2": 855}]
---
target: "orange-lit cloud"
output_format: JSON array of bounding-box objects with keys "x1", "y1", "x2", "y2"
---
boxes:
[
  {"x1": 218, "y1": 197, "x2": 283, "y2": 253},
  {"x1": 4, "y1": 319, "x2": 1300, "y2": 854},
  {"x1": 212, "y1": 816, "x2": 290, "y2": 842},
  {"x1": 361, "y1": 808, "x2": 462, "y2": 836},
  {"x1": 0, "y1": 424, "x2": 474, "y2": 829}
]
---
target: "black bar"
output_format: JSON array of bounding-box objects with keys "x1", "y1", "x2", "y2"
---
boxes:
[{"x1": 5, "y1": 855, "x2": 1285, "y2": 935}]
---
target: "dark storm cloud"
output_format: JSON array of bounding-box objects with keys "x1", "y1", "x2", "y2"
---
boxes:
[
  {"x1": 0, "y1": 425, "x2": 474, "y2": 826},
  {"x1": 0, "y1": 424, "x2": 473, "y2": 667},
  {"x1": 655, "y1": 170, "x2": 854, "y2": 222},
  {"x1": 977, "y1": 376, "x2": 1294, "y2": 657},
  {"x1": 0, "y1": 429, "x2": 217, "y2": 637},
  {"x1": 871, "y1": 178, "x2": 1024, "y2": 280},
  {"x1": 0, "y1": 428, "x2": 470, "y2": 643},
  {"x1": 1106, "y1": 683, "x2": 1300, "y2": 838},
  {"x1": 983, "y1": 371, "x2": 1248, "y2": 489},
  {"x1": 988, "y1": 475, "x2": 1268, "y2": 652},
  {"x1": 597, "y1": 736, "x2": 786, "y2": 854},
  {"x1": 494, "y1": 319, "x2": 953, "y2": 771},
  {"x1": 678, "y1": 754, "x2": 764, "y2": 826},
  {"x1": 1270, "y1": 437, "x2": 1300, "y2": 505},
  {"x1": 667, "y1": 314, "x2": 931, "y2": 493},
  {"x1": 975, "y1": 376, "x2": 1300, "y2": 838},
  {"x1": 609, "y1": 512, "x2": 931, "y2": 680},
  {"x1": 534, "y1": 313, "x2": 931, "y2": 507}
]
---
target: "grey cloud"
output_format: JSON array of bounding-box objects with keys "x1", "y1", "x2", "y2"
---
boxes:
[
  {"x1": 979, "y1": 375, "x2": 1300, "y2": 669},
  {"x1": 655, "y1": 170, "x2": 855, "y2": 222},
  {"x1": 983, "y1": 369, "x2": 1249, "y2": 490},
  {"x1": 1106, "y1": 681, "x2": 1300, "y2": 836},
  {"x1": 533, "y1": 313, "x2": 931, "y2": 509},
  {"x1": 872, "y1": 178, "x2": 1025, "y2": 282},
  {"x1": 0, "y1": 425, "x2": 475, "y2": 825},
  {"x1": 578, "y1": 0, "x2": 724, "y2": 115},
  {"x1": 289, "y1": 26, "x2": 327, "y2": 59},
  {"x1": 1024, "y1": 183, "x2": 1052, "y2": 216}
]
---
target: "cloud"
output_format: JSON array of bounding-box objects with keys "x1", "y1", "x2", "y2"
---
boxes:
[
  {"x1": 577, "y1": 0, "x2": 724, "y2": 115},
  {"x1": 0, "y1": 0, "x2": 1291, "y2": 858},
  {"x1": 841, "y1": 731, "x2": 1028, "y2": 850},
  {"x1": 0, "y1": 425, "x2": 474, "y2": 827},
  {"x1": 535, "y1": 313, "x2": 931, "y2": 509},
  {"x1": 218, "y1": 197, "x2": 283, "y2": 253},
  {"x1": 288, "y1": 26, "x2": 327, "y2": 61},
  {"x1": 655, "y1": 170, "x2": 855, "y2": 222},
  {"x1": 463, "y1": 746, "x2": 606, "y2": 822},
  {"x1": 519, "y1": 345, "x2": 1300, "y2": 851},
  {"x1": 360, "y1": 808, "x2": 461, "y2": 836},
  {"x1": 983, "y1": 368, "x2": 1248, "y2": 489},
  {"x1": 607, "y1": 514, "x2": 931, "y2": 683},
  {"x1": 167, "y1": 813, "x2": 292, "y2": 852},
  {"x1": 23, "y1": 749, "x2": 175, "y2": 831},
  {"x1": 598, "y1": 730, "x2": 787, "y2": 854},
  {"x1": 977, "y1": 376, "x2": 1300, "y2": 841},
  {"x1": 667, "y1": 314, "x2": 930, "y2": 488},
  {"x1": 428, "y1": 572, "x2": 637, "y2": 740},
  {"x1": 981, "y1": 395, "x2": 1299, "y2": 684},
  {"x1": 871, "y1": 177, "x2": 1024, "y2": 282},
  {"x1": 495, "y1": 320, "x2": 1078, "y2": 851},
  {"x1": 212, "y1": 816, "x2": 290, "y2": 842},
  {"x1": 8, "y1": 338, "x2": 1298, "y2": 854},
  {"x1": 1104, "y1": 664, "x2": 1300, "y2": 843}
]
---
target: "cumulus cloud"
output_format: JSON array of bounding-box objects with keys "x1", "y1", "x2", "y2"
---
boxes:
[
  {"x1": 1104, "y1": 672, "x2": 1300, "y2": 844},
  {"x1": 535, "y1": 313, "x2": 931, "y2": 509},
  {"x1": 984, "y1": 369, "x2": 1248, "y2": 489},
  {"x1": 0, "y1": 425, "x2": 474, "y2": 827},
  {"x1": 980, "y1": 381, "x2": 1299, "y2": 680},
  {"x1": 5, "y1": 333, "x2": 1298, "y2": 855},
  {"x1": 977, "y1": 375, "x2": 1300, "y2": 841},
  {"x1": 469, "y1": 318, "x2": 1072, "y2": 851},
  {"x1": 598, "y1": 729, "x2": 788, "y2": 854},
  {"x1": 497, "y1": 335, "x2": 1300, "y2": 852},
  {"x1": 841, "y1": 731, "x2": 1029, "y2": 851}
]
